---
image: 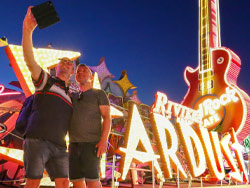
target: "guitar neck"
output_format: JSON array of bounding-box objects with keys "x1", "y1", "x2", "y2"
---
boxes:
[{"x1": 199, "y1": 0, "x2": 220, "y2": 76}]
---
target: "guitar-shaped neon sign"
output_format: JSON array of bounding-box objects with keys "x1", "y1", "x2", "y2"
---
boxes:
[{"x1": 182, "y1": 0, "x2": 250, "y2": 143}]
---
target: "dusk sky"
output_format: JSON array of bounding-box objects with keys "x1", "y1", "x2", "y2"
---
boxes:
[{"x1": 0, "y1": 0, "x2": 250, "y2": 105}]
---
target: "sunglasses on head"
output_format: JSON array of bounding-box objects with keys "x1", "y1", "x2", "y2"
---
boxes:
[{"x1": 59, "y1": 58, "x2": 73, "y2": 64}]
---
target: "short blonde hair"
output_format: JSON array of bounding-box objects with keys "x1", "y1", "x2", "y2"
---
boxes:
[
  {"x1": 58, "y1": 57, "x2": 73, "y2": 63},
  {"x1": 76, "y1": 64, "x2": 92, "y2": 74}
]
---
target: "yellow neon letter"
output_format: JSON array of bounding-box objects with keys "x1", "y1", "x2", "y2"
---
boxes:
[
  {"x1": 118, "y1": 104, "x2": 163, "y2": 180},
  {"x1": 176, "y1": 119, "x2": 206, "y2": 177},
  {"x1": 220, "y1": 133, "x2": 242, "y2": 182},
  {"x1": 151, "y1": 113, "x2": 187, "y2": 179},
  {"x1": 152, "y1": 92, "x2": 168, "y2": 117},
  {"x1": 230, "y1": 129, "x2": 248, "y2": 182},
  {"x1": 198, "y1": 127, "x2": 225, "y2": 180}
]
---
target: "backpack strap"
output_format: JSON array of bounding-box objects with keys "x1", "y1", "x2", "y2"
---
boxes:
[
  {"x1": 42, "y1": 76, "x2": 69, "y2": 94},
  {"x1": 42, "y1": 76, "x2": 56, "y2": 93}
]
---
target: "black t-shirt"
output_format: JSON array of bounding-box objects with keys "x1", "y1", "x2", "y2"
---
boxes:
[
  {"x1": 25, "y1": 70, "x2": 72, "y2": 147},
  {"x1": 69, "y1": 88, "x2": 109, "y2": 143}
]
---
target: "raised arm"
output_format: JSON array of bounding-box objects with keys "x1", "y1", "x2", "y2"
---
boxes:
[
  {"x1": 96, "y1": 105, "x2": 111, "y2": 157},
  {"x1": 22, "y1": 6, "x2": 42, "y2": 81}
]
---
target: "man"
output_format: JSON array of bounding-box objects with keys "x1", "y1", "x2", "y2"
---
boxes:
[
  {"x1": 69, "y1": 64, "x2": 111, "y2": 188},
  {"x1": 22, "y1": 7, "x2": 74, "y2": 188}
]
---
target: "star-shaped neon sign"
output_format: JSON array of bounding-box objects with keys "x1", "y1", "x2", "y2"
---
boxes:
[
  {"x1": 113, "y1": 70, "x2": 136, "y2": 97},
  {"x1": 89, "y1": 57, "x2": 114, "y2": 83},
  {"x1": 5, "y1": 44, "x2": 81, "y2": 96}
]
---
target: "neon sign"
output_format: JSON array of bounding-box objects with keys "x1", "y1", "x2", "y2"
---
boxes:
[
  {"x1": 0, "y1": 146, "x2": 24, "y2": 166},
  {"x1": 152, "y1": 91, "x2": 202, "y2": 124},
  {"x1": 150, "y1": 113, "x2": 187, "y2": 179},
  {"x1": 117, "y1": 91, "x2": 248, "y2": 183},
  {"x1": 5, "y1": 44, "x2": 81, "y2": 97},
  {"x1": 118, "y1": 104, "x2": 163, "y2": 180},
  {"x1": 152, "y1": 87, "x2": 240, "y2": 129},
  {"x1": 3, "y1": 42, "x2": 248, "y2": 184},
  {"x1": 0, "y1": 84, "x2": 21, "y2": 96},
  {"x1": 195, "y1": 87, "x2": 239, "y2": 129},
  {"x1": 182, "y1": 0, "x2": 250, "y2": 144}
]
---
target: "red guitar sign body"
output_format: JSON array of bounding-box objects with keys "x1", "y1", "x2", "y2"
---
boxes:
[{"x1": 182, "y1": 0, "x2": 250, "y2": 143}]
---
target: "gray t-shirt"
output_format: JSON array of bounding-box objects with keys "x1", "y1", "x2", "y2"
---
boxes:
[{"x1": 69, "y1": 88, "x2": 110, "y2": 143}]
